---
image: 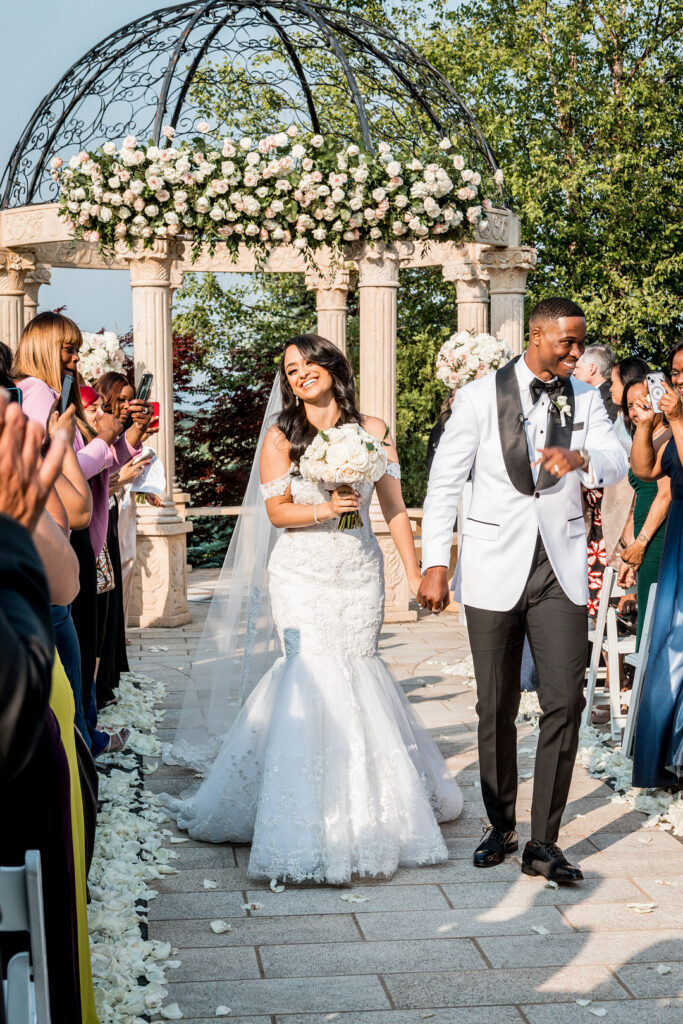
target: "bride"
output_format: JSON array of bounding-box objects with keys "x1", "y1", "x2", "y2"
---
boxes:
[{"x1": 163, "y1": 333, "x2": 462, "y2": 883}]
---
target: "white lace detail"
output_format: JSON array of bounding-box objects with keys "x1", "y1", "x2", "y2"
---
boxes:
[
  {"x1": 384, "y1": 461, "x2": 401, "y2": 479},
  {"x1": 260, "y1": 471, "x2": 291, "y2": 499},
  {"x1": 162, "y1": 468, "x2": 462, "y2": 883}
]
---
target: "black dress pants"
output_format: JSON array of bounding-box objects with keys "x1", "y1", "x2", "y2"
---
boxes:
[{"x1": 465, "y1": 538, "x2": 588, "y2": 844}]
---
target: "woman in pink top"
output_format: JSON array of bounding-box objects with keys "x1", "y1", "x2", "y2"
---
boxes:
[{"x1": 14, "y1": 312, "x2": 153, "y2": 755}]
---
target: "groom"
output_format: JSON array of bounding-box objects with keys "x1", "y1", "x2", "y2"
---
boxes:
[{"x1": 418, "y1": 298, "x2": 627, "y2": 881}]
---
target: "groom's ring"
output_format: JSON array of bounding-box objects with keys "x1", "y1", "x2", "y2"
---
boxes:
[{"x1": 553, "y1": 463, "x2": 560, "y2": 475}]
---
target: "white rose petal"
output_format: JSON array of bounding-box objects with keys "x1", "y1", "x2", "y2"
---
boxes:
[
  {"x1": 340, "y1": 893, "x2": 368, "y2": 904},
  {"x1": 203, "y1": 879, "x2": 218, "y2": 889},
  {"x1": 576, "y1": 999, "x2": 592, "y2": 1006},
  {"x1": 215, "y1": 1007, "x2": 232, "y2": 1016},
  {"x1": 169, "y1": 836, "x2": 189, "y2": 844},
  {"x1": 656, "y1": 964, "x2": 672, "y2": 975},
  {"x1": 588, "y1": 1010, "x2": 607, "y2": 1018},
  {"x1": 160, "y1": 1004, "x2": 184, "y2": 1020},
  {"x1": 270, "y1": 879, "x2": 285, "y2": 893},
  {"x1": 242, "y1": 902, "x2": 263, "y2": 911},
  {"x1": 531, "y1": 925, "x2": 549, "y2": 935},
  {"x1": 210, "y1": 920, "x2": 232, "y2": 934}
]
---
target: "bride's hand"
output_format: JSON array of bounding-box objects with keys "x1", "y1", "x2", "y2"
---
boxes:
[
  {"x1": 321, "y1": 487, "x2": 360, "y2": 521},
  {"x1": 408, "y1": 571, "x2": 423, "y2": 597}
]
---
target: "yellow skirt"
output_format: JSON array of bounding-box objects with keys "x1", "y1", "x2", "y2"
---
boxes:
[{"x1": 50, "y1": 653, "x2": 99, "y2": 1024}]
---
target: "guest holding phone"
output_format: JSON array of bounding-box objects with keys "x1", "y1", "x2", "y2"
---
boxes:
[
  {"x1": 616, "y1": 376, "x2": 671, "y2": 649},
  {"x1": 630, "y1": 366, "x2": 683, "y2": 787},
  {"x1": 13, "y1": 312, "x2": 153, "y2": 754}
]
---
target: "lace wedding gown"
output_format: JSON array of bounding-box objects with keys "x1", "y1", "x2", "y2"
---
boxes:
[{"x1": 163, "y1": 464, "x2": 463, "y2": 883}]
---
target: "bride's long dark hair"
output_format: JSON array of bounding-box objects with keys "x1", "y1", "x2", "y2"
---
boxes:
[{"x1": 277, "y1": 333, "x2": 362, "y2": 466}]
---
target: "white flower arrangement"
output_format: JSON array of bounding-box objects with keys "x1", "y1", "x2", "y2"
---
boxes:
[
  {"x1": 553, "y1": 394, "x2": 572, "y2": 427},
  {"x1": 300, "y1": 422, "x2": 388, "y2": 530},
  {"x1": 435, "y1": 330, "x2": 513, "y2": 390},
  {"x1": 79, "y1": 330, "x2": 126, "y2": 383},
  {"x1": 52, "y1": 125, "x2": 496, "y2": 262}
]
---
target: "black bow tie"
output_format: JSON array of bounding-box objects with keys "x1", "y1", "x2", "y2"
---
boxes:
[{"x1": 529, "y1": 377, "x2": 564, "y2": 405}]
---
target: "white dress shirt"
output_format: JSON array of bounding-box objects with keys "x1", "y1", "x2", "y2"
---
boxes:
[{"x1": 515, "y1": 355, "x2": 554, "y2": 483}]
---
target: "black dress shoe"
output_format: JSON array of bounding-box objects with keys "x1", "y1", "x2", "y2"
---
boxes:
[
  {"x1": 521, "y1": 840, "x2": 584, "y2": 882},
  {"x1": 473, "y1": 825, "x2": 518, "y2": 867}
]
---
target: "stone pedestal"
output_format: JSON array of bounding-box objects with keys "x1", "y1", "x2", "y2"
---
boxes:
[
  {"x1": 128, "y1": 501, "x2": 192, "y2": 627},
  {"x1": 443, "y1": 250, "x2": 489, "y2": 334},
  {"x1": 0, "y1": 251, "x2": 32, "y2": 350},
  {"x1": 357, "y1": 244, "x2": 415, "y2": 621},
  {"x1": 125, "y1": 241, "x2": 192, "y2": 627},
  {"x1": 305, "y1": 268, "x2": 354, "y2": 354},
  {"x1": 23, "y1": 263, "x2": 51, "y2": 322}
]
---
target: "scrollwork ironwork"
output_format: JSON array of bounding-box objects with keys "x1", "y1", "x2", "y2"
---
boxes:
[{"x1": 1, "y1": 1, "x2": 508, "y2": 210}]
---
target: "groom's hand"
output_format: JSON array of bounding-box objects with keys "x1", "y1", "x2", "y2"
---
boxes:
[
  {"x1": 417, "y1": 566, "x2": 450, "y2": 614},
  {"x1": 534, "y1": 446, "x2": 583, "y2": 480}
]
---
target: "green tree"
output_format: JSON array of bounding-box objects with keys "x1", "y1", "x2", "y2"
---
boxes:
[{"x1": 414, "y1": 0, "x2": 683, "y2": 360}]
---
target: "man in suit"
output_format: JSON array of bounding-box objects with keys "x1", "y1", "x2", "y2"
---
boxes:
[
  {"x1": 573, "y1": 344, "x2": 619, "y2": 422},
  {"x1": 418, "y1": 298, "x2": 627, "y2": 881}
]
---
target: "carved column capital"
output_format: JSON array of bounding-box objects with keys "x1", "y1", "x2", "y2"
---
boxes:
[
  {"x1": 0, "y1": 249, "x2": 34, "y2": 294},
  {"x1": 116, "y1": 239, "x2": 183, "y2": 286},
  {"x1": 23, "y1": 263, "x2": 52, "y2": 322},
  {"x1": 479, "y1": 246, "x2": 537, "y2": 293},
  {"x1": 355, "y1": 245, "x2": 400, "y2": 288}
]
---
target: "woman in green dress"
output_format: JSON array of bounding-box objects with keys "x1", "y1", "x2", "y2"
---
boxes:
[{"x1": 617, "y1": 376, "x2": 671, "y2": 649}]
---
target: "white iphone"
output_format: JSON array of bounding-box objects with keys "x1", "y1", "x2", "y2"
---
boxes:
[{"x1": 646, "y1": 372, "x2": 667, "y2": 413}]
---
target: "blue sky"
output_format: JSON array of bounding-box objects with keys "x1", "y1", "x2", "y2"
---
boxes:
[
  {"x1": 1, "y1": 0, "x2": 453, "y2": 332},
  {"x1": 1, "y1": 1, "x2": 183, "y2": 332}
]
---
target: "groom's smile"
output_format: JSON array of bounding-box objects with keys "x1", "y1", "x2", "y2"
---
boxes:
[{"x1": 527, "y1": 314, "x2": 587, "y2": 380}]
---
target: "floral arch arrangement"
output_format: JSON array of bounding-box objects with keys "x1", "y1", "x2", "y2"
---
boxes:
[{"x1": 1, "y1": 0, "x2": 507, "y2": 261}]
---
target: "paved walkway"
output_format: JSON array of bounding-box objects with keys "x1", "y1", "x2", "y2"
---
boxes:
[{"x1": 129, "y1": 569, "x2": 683, "y2": 1024}]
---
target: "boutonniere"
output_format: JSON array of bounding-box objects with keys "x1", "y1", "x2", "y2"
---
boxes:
[{"x1": 552, "y1": 396, "x2": 572, "y2": 428}]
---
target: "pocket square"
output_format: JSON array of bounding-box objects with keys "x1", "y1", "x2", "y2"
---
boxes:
[{"x1": 571, "y1": 421, "x2": 584, "y2": 431}]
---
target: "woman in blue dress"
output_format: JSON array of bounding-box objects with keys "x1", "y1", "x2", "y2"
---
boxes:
[{"x1": 631, "y1": 348, "x2": 683, "y2": 788}]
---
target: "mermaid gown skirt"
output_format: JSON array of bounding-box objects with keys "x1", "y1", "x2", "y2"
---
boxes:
[{"x1": 164, "y1": 475, "x2": 463, "y2": 883}]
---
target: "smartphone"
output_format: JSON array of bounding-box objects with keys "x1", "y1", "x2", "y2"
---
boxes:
[
  {"x1": 60, "y1": 373, "x2": 75, "y2": 415},
  {"x1": 136, "y1": 373, "x2": 153, "y2": 402},
  {"x1": 4, "y1": 386, "x2": 23, "y2": 406},
  {"x1": 646, "y1": 371, "x2": 667, "y2": 413}
]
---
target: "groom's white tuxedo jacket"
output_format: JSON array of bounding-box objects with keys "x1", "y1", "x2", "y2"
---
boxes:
[{"x1": 422, "y1": 355, "x2": 628, "y2": 611}]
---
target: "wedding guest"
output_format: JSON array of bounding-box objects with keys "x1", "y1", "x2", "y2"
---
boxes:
[
  {"x1": 617, "y1": 376, "x2": 671, "y2": 648},
  {"x1": 610, "y1": 356, "x2": 651, "y2": 452},
  {"x1": 0, "y1": 397, "x2": 85, "y2": 1024},
  {"x1": 13, "y1": 312, "x2": 151, "y2": 753},
  {"x1": 631, "y1": 372, "x2": 683, "y2": 787},
  {"x1": 574, "y1": 344, "x2": 618, "y2": 420},
  {"x1": 0, "y1": 340, "x2": 13, "y2": 380}
]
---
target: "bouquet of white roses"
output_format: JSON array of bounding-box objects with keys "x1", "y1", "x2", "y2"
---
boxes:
[
  {"x1": 436, "y1": 330, "x2": 512, "y2": 390},
  {"x1": 79, "y1": 330, "x2": 126, "y2": 383},
  {"x1": 300, "y1": 422, "x2": 388, "y2": 530}
]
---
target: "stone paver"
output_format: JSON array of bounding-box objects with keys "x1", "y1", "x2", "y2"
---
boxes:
[{"x1": 131, "y1": 567, "x2": 683, "y2": 1021}]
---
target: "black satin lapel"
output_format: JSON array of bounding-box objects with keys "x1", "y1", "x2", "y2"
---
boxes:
[
  {"x1": 496, "y1": 356, "x2": 535, "y2": 496},
  {"x1": 536, "y1": 377, "x2": 576, "y2": 491}
]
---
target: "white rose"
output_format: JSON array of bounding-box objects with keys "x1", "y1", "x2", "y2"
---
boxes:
[
  {"x1": 209, "y1": 206, "x2": 224, "y2": 220},
  {"x1": 291, "y1": 144, "x2": 306, "y2": 159},
  {"x1": 239, "y1": 137, "x2": 252, "y2": 150},
  {"x1": 287, "y1": 125, "x2": 298, "y2": 138},
  {"x1": 103, "y1": 141, "x2": 116, "y2": 155},
  {"x1": 311, "y1": 134, "x2": 324, "y2": 148},
  {"x1": 386, "y1": 160, "x2": 401, "y2": 176},
  {"x1": 347, "y1": 144, "x2": 360, "y2": 157},
  {"x1": 195, "y1": 197, "x2": 211, "y2": 213},
  {"x1": 494, "y1": 168, "x2": 504, "y2": 185},
  {"x1": 99, "y1": 207, "x2": 112, "y2": 222},
  {"x1": 439, "y1": 137, "x2": 452, "y2": 150},
  {"x1": 144, "y1": 204, "x2": 158, "y2": 217}
]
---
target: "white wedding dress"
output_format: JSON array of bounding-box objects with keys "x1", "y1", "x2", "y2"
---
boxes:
[{"x1": 163, "y1": 464, "x2": 462, "y2": 883}]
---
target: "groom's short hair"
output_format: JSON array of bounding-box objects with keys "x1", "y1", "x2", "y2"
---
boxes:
[{"x1": 529, "y1": 297, "x2": 585, "y2": 328}]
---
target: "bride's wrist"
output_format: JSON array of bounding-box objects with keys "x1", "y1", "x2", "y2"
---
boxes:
[{"x1": 316, "y1": 501, "x2": 333, "y2": 523}]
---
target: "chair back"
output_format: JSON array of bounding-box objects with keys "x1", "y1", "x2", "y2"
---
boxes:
[{"x1": 0, "y1": 851, "x2": 51, "y2": 1024}]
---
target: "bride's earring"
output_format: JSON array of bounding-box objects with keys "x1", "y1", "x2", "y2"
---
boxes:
[{"x1": 295, "y1": 395, "x2": 300, "y2": 406}]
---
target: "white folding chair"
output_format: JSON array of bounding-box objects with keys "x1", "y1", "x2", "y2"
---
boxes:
[
  {"x1": 622, "y1": 582, "x2": 658, "y2": 758},
  {"x1": 0, "y1": 851, "x2": 51, "y2": 1024},
  {"x1": 583, "y1": 566, "x2": 615, "y2": 725},
  {"x1": 604, "y1": 604, "x2": 637, "y2": 740}
]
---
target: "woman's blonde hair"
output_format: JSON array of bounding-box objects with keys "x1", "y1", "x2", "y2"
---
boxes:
[{"x1": 13, "y1": 312, "x2": 95, "y2": 440}]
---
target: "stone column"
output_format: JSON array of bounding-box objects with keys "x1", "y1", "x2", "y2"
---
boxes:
[
  {"x1": 168, "y1": 263, "x2": 190, "y2": 517},
  {"x1": 442, "y1": 255, "x2": 489, "y2": 334},
  {"x1": 124, "y1": 241, "x2": 192, "y2": 628},
  {"x1": 357, "y1": 246, "x2": 398, "y2": 434},
  {"x1": 0, "y1": 251, "x2": 32, "y2": 350},
  {"x1": 23, "y1": 263, "x2": 51, "y2": 322},
  {"x1": 305, "y1": 267, "x2": 355, "y2": 354},
  {"x1": 357, "y1": 244, "x2": 415, "y2": 622},
  {"x1": 479, "y1": 247, "x2": 537, "y2": 355}
]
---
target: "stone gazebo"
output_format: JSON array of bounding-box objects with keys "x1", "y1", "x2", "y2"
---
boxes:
[{"x1": 0, "y1": 0, "x2": 536, "y2": 625}]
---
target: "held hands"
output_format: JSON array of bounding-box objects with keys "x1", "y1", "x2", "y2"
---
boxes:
[
  {"x1": 533, "y1": 446, "x2": 583, "y2": 480},
  {"x1": 417, "y1": 565, "x2": 450, "y2": 614},
  {"x1": 621, "y1": 538, "x2": 646, "y2": 569}
]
